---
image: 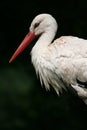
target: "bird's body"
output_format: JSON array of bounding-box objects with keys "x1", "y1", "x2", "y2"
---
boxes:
[
  {"x1": 9, "y1": 14, "x2": 87, "y2": 104},
  {"x1": 31, "y1": 34, "x2": 87, "y2": 103}
]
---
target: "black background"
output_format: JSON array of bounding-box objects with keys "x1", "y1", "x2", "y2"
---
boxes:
[{"x1": 0, "y1": 0, "x2": 87, "y2": 129}]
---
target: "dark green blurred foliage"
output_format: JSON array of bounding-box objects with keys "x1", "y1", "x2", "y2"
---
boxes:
[
  {"x1": 0, "y1": 66, "x2": 87, "y2": 130},
  {"x1": 0, "y1": 0, "x2": 87, "y2": 129}
]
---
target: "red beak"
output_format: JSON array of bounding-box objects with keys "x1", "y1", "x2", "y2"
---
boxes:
[{"x1": 9, "y1": 32, "x2": 35, "y2": 63}]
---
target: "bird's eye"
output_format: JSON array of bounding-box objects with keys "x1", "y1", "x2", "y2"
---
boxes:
[{"x1": 34, "y1": 22, "x2": 40, "y2": 28}]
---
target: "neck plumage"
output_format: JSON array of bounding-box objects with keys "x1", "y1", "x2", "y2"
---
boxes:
[
  {"x1": 31, "y1": 29, "x2": 56, "y2": 54},
  {"x1": 30, "y1": 25, "x2": 58, "y2": 91},
  {"x1": 30, "y1": 29, "x2": 56, "y2": 77}
]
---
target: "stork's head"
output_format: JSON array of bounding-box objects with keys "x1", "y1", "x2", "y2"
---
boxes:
[
  {"x1": 9, "y1": 13, "x2": 58, "y2": 63},
  {"x1": 30, "y1": 14, "x2": 57, "y2": 35}
]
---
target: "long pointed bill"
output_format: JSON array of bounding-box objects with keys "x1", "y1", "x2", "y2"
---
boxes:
[{"x1": 9, "y1": 32, "x2": 35, "y2": 63}]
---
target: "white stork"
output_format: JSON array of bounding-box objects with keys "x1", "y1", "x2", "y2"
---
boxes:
[{"x1": 9, "y1": 14, "x2": 87, "y2": 104}]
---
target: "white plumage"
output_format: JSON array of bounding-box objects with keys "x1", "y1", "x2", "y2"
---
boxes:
[{"x1": 9, "y1": 14, "x2": 87, "y2": 104}]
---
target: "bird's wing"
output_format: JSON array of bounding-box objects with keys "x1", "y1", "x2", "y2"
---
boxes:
[
  {"x1": 52, "y1": 36, "x2": 87, "y2": 57},
  {"x1": 52, "y1": 36, "x2": 87, "y2": 104},
  {"x1": 49, "y1": 36, "x2": 87, "y2": 93},
  {"x1": 51, "y1": 36, "x2": 87, "y2": 78}
]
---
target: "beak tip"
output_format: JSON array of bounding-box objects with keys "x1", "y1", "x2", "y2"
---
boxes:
[
  {"x1": 9, "y1": 60, "x2": 11, "y2": 63},
  {"x1": 9, "y1": 60, "x2": 12, "y2": 63},
  {"x1": 9, "y1": 57, "x2": 14, "y2": 63}
]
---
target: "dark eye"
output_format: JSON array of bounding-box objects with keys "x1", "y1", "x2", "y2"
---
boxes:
[{"x1": 34, "y1": 22, "x2": 40, "y2": 28}]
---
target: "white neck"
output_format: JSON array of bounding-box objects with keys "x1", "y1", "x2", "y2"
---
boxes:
[
  {"x1": 31, "y1": 29, "x2": 56, "y2": 54},
  {"x1": 30, "y1": 30, "x2": 56, "y2": 83}
]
